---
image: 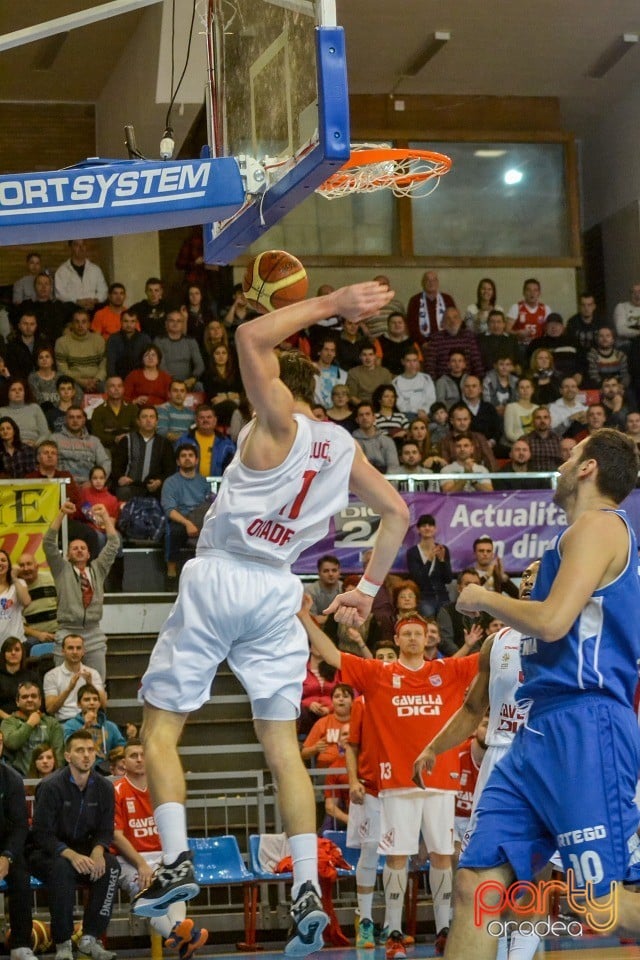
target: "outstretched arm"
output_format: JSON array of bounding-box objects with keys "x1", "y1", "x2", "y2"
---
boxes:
[
  {"x1": 413, "y1": 634, "x2": 493, "y2": 786},
  {"x1": 324, "y1": 448, "x2": 409, "y2": 627},
  {"x1": 297, "y1": 595, "x2": 342, "y2": 670},
  {"x1": 235, "y1": 282, "x2": 394, "y2": 438}
]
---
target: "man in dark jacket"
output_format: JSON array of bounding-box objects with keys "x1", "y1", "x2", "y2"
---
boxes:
[
  {"x1": 0, "y1": 730, "x2": 36, "y2": 960},
  {"x1": 112, "y1": 405, "x2": 175, "y2": 500},
  {"x1": 28, "y1": 729, "x2": 120, "y2": 960}
]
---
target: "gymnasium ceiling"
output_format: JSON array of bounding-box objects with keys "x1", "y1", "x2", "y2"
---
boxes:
[{"x1": 1, "y1": 0, "x2": 640, "y2": 136}]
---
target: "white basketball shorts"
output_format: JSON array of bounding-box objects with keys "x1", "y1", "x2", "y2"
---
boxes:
[
  {"x1": 378, "y1": 789, "x2": 455, "y2": 857},
  {"x1": 346, "y1": 792, "x2": 381, "y2": 849}
]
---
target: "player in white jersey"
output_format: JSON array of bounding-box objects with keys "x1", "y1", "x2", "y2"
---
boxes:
[
  {"x1": 413, "y1": 562, "x2": 540, "y2": 960},
  {"x1": 133, "y1": 282, "x2": 410, "y2": 959}
]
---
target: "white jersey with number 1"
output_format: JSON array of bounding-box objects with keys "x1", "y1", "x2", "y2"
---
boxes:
[{"x1": 198, "y1": 413, "x2": 356, "y2": 565}]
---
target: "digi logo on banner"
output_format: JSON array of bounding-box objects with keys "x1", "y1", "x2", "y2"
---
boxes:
[{"x1": 333, "y1": 502, "x2": 381, "y2": 548}]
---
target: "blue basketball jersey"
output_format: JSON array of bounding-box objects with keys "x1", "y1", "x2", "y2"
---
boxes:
[{"x1": 519, "y1": 508, "x2": 640, "y2": 710}]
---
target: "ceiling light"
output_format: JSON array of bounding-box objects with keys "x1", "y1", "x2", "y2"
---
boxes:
[
  {"x1": 504, "y1": 169, "x2": 523, "y2": 185},
  {"x1": 587, "y1": 33, "x2": 639, "y2": 79},
  {"x1": 474, "y1": 149, "x2": 507, "y2": 158}
]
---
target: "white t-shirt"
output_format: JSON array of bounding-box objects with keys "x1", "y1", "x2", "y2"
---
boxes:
[
  {"x1": 0, "y1": 582, "x2": 27, "y2": 644},
  {"x1": 392, "y1": 372, "x2": 436, "y2": 415},
  {"x1": 43, "y1": 662, "x2": 105, "y2": 720}
]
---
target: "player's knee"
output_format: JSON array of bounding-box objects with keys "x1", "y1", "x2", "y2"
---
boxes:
[{"x1": 452, "y1": 868, "x2": 480, "y2": 909}]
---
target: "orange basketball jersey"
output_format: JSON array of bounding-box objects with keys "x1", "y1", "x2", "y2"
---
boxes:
[{"x1": 114, "y1": 776, "x2": 160, "y2": 854}]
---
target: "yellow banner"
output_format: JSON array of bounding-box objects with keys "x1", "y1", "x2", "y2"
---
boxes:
[{"x1": 0, "y1": 481, "x2": 62, "y2": 565}]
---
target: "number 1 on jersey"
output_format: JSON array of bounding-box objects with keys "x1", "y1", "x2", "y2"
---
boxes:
[{"x1": 280, "y1": 470, "x2": 318, "y2": 520}]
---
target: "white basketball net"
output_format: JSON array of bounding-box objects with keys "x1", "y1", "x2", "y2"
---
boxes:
[{"x1": 317, "y1": 143, "x2": 452, "y2": 200}]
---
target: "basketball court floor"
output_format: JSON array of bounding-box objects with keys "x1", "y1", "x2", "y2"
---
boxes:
[{"x1": 187, "y1": 940, "x2": 640, "y2": 958}]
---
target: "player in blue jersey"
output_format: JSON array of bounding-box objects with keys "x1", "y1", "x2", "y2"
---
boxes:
[{"x1": 440, "y1": 428, "x2": 640, "y2": 958}]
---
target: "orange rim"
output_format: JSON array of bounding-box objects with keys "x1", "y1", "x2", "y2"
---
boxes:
[{"x1": 319, "y1": 147, "x2": 452, "y2": 192}]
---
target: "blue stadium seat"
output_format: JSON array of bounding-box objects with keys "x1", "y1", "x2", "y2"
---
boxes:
[
  {"x1": 322, "y1": 829, "x2": 384, "y2": 874},
  {"x1": 190, "y1": 836, "x2": 254, "y2": 885},
  {"x1": 29, "y1": 642, "x2": 54, "y2": 658},
  {"x1": 247, "y1": 833, "x2": 292, "y2": 881}
]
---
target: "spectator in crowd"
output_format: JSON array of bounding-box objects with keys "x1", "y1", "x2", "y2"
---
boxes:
[
  {"x1": 502, "y1": 377, "x2": 538, "y2": 444},
  {"x1": 55, "y1": 309, "x2": 107, "y2": 393},
  {"x1": 28, "y1": 742, "x2": 58, "y2": 781},
  {"x1": 123, "y1": 345, "x2": 172, "y2": 407},
  {"x1": 1, "y1": 681, "x2": 64, "y2": 776},
  {"x1": 0, "y1": 552, "x2": 30, "y2": 646},
  {"x1": 325, "y1": 384, "x2": 357, "y2": 434},
  {"x1": 18, "y1": 273, "x2": 70, "y2": 345},
  {"x1": 406, "y1": 514, "x2": 452, "y2": 616},
  {"x1": 4, "y1": 312, "x2": 50, "y2": 381},
  {"x1": 43, "y1": 502, "x2": 118, "y2": 681},
  {"x1": 221, "y1": 285, "x2": 258, "y2": 340},
  {"x1": 425, "y1": 307, "x2": 485, "y2": 381},
  {"x1": 12, "y1": 251, "x2": 43, "y2": 304},
  {"x1": 112, "y1": 405, "x2": 174, "y2": 501},
  {"x1": 28, "y1": 347, "x2": 60, "y2": 410},
  {"x1": 587, "y1": 326, "x2": 630, "y2": 389},
  {"x1": 346, "y1": 344, "x2": 393, "y2": 404},
  {"x1": 472, "y1": 535, "x2": 519, "y2": 596},
  {"x1": 157, "y1": 381, "x2": 194, "y2": 442},
  {"x1": 0, "y1": 418, "x2": 37, "y2": 479},
  {"x1": 63, "y1": 684, "x2": 125, "y2": 770},
  {"x1": 600, "y1": 375, "x2": 631, "y2": 430},
  {"x1": 548, "y1": 375, "x2": 588, "y2": 435},
  {"x1": 352, "y1": 402, "x2": 400, "y2": 474},
  {"x1": 178, "y1": 404, "x2": 235, "y2": 478},
  {"x1": 559, "y1": 436, "x2": 577, "y2": 461},
  {"x1": 435, "y1": 350, "x2": 469, "y2": 410},
  {"x1": 298, "y1": 648, "x2": 339, "y2": 738},
  {"x1": 0, "y1": 379, "x2": 50, "y2": 447},
  {"x1": 427, "y1": 403, "x2": 451, "y2": 451},
  {"x1": 201, "y1": 319, "x2": 233, "y2": 368},
  {"x1": 360, "y1": 548, "x2": 397, "y2": 642},
  {"x1": 436, "y1": 569, "x2": 485, "y2": 654},
  {"x1": 566, "y1": 293, "x2": 611, "y2": 359},
  {"x1": 105, "y1": 310, "x2": 151, "y2": 381},
  {"x1": 54, "y1": 241, "x2": 108, "y2": 313},
  {"x1": 393, "y1": 440, "x2": 438, "y2": 492},
  {"x1": 91, "y1": 284, "x2": 127, "y2": 341},
  {"x1": 441, "y1": 434, "x2": 493, "y2": 493},
  {"x1": 131, "y1": 278, "x2": 167, "y2": 340},
  {"x1": 26, "y1": 439, "x2": 100, "y2": 555},
  {"x1": 18, "y1": 553, "x2": 58, "y2": 646},
  {"x1": 506, "y1": 278, "x2": 551, "y2": 349},
  {"x1": 161, "y1": 444, "x2": 211, "y2": 582},
  {"x1": 313, "y1": 339, "x2": 347, "y2": 409},
  {"x1": 526, "y1": 405, "x2": 563, "y2": 472},
  {"x1": 478, "y1": 309, "x2": 520, "y2": 372},
  {"x1": 405, "y1": 417, "x2": 438, "y2": 467},
  {"x1": 89, "y1": 376, "x2": 138, "y2": 454},
  {"x1": 493, "y1": 438, "x2": 547, "y2": 491},
  {"x1": 372, "y1": 385, "x2": 409, "y2": 439},
  {"x1": 155, "y1": 311, "x2": 204, "y2": 391},
  {"x1": 53, "y1": 407, "x2": 110, "y2": 485},
  {"x1": 79, "y1": 467, "x2": 122, "y2": 559},
  {"x1": 613, "y1": 282, "x2": 640, "y2": 346},
  {"x1": 392, "y1": 350, "x2": 436, "y2": 420},
  {"x1": 439, "y1": 403, "x2": 497, "y2": 471},
  {"x1": 322, "y1": 575, "x2": 379, "y2": 657},
  {"x1": 0, "y1": 639, "x2": 38, "y2": 720},
  {"x1": 0, "y1": 728, "x2": 37, "y2": 960},
  {"x1": 464, "y1": 278, "x2": 501, "y2": 336},
  {"x1": 362, "y1": 275, "x2": 405, "y2": 341},
  {"x1": 527, "y1": 313, "x2": 580, "y2": 382},
  {"x1": 202, "y1": 343, "x2": 243, "y2": 408},
  {"x1": 45, "y1": 377, "x2": 80, "y2": 434},
  {"x1": 526, "y1": 348, "x2": 562, "y2": 404},
  {"x1": 392, "y1": 580, "x2": 421, "y2": 621},
  {"x1": 301, "y1": 684, "x2": 354, "y2": 769},
  {"x1": 482, "y1": 356, "x2": 518, "y2": 417},
  {"x1": 336, "y1": 317, "x2": 371, "y2": 371},
  {"x1": 566, "y1": 402, "x2": 609, "y2": 443},
  {"x1": 304, "y1": 555, "x2": 343, "y2": 627},
  {"x1": 183, "y1": 283, "x2": 215, "y2": 345},
  {"x1": 625, "y1": 411, "x2": 640, "y2": 453},
  {"x1": 407, "y1": 270, "x2": 456, "y2": 344},
  {"x1": 43, "y1": 633, "x2": 107, "y2": 721},
  {"x1": 28, "y1": 728, "x2": 120, "y2": 960},
  {"x1": 373, "y1": 312, "x2": 422, "y2": 375},
  {"x1": 461, "y1": 375, "x2": 501, "y2": 447},
  {"x1": 112, "y1": 739, "x2": 208, "y2": 959}
]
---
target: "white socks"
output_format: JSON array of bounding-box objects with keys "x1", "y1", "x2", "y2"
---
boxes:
[
  {"x1": 383, "y1": 865, "x2": 407, "y2": 933},
  {"x1": 429, "y1": 865, "x2": 452, "y2": 933},
  {"x1": 154, "y1": 802, "x2": 189, "y2": 864},
  {"x1": 289, "y1": 833, "x2": 319, "y2": 898}
]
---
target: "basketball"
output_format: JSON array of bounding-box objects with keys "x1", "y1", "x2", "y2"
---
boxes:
[
  {"x1": 242, "y1": 250, "x2": 308, "y2": 313},
  {"x1": 6, "y1": 920, "x2": 52, "y2": 953}
]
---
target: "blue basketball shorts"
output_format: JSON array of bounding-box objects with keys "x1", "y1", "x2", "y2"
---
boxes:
[{"x1": 460, "y1": 694, "x2": 640, "y2": 897}]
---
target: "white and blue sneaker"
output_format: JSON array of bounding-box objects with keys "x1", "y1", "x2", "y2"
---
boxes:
[{"x1": 284, "y1": 882, "x2": 328, "y2": 957}]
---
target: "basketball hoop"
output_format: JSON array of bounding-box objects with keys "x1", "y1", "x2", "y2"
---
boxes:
[{"x1": 317, "y1": 145, "x2": 452, "y2": 199}]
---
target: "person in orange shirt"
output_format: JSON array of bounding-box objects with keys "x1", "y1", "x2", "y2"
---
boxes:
[
  {"x1": 91, "y1": 284, "x2": 128, "y2": 341},
  {"x1": 300, "y1": 684, "x2": 353, "y2": 768},
  {"x1": 112, "y1": 740, "x2": 207, "y2": 960},
  {"x1": 300, "y1": 608, "x2": 478, "y2": 959}
]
